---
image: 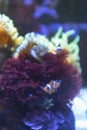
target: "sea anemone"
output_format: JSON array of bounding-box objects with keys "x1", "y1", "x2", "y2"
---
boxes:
[
  {"x1": 14, "y1": 32, "x2": 55, "y2": 62},
  {"x1": 0, "y1": 14, "x2": 24, "y2": 51},
  {"x1": 51, "y1": 27, "x2": 81, "y2": 73},
  {"x1": 0, "y1": 31, "x2": 82, "y2": 106}
]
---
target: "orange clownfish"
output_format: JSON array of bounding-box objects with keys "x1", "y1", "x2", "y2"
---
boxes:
[{"x1": 43, "y1": 80, "x2": 61, "y2": 95}]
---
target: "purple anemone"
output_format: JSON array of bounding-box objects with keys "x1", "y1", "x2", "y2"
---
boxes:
[{"x1": 0, "y1": 49, "x2": 82, "y2": 107}]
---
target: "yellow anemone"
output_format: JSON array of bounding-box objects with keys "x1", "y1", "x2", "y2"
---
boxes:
[
  {"x1": 51, "y1": 27, "x2": 81, "y2": 73},
  {"x1": 0, "y1": 14, "x2": 24, "y2": 51}
]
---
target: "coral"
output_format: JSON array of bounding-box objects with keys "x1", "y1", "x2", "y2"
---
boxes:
[
  {"x1": 0, "y1": 28, "x2": 82, "y2": 130},
  {"x1": 51, "y1": 27, "x2": 81, "y2": 73},
  {"x1": 14, "y1": 32, "x2": 55, "y2": 61},
  {"x1": 14, "y1": 30, "x2": 81, "y2": 73},
  {"x1": 23, "y1": 110, "x2": 64, "y2": 130},
  {"x1": 0, "y1": 14, "x2": 24, "y2": 51},
  {"x1": 23, "y1": 106, "x2": 75, "y2": 130},
  {"x1": 0, "y1": 49, "x2": 82, "y2": 106}
]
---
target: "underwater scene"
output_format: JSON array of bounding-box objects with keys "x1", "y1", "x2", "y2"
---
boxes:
[{"x1": 0, "y1": 0, "x2": 87, "y2": 130}]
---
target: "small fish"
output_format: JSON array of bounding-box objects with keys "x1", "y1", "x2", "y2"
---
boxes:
[{"x1": 43, "y1": 80, "x2": 61, "y2": 95}]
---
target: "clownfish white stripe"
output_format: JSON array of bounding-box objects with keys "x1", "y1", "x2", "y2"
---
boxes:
[
  {"x1": 46, "y1": 84, "x2": 52, "y2": 91},
  {"x1": 43, "y1": 80, "x2": 61, "y2": 95}
]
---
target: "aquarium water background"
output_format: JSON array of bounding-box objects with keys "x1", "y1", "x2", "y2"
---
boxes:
[{"x1": 0, "y1": 0, "x2": 87, "y2": 130}]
